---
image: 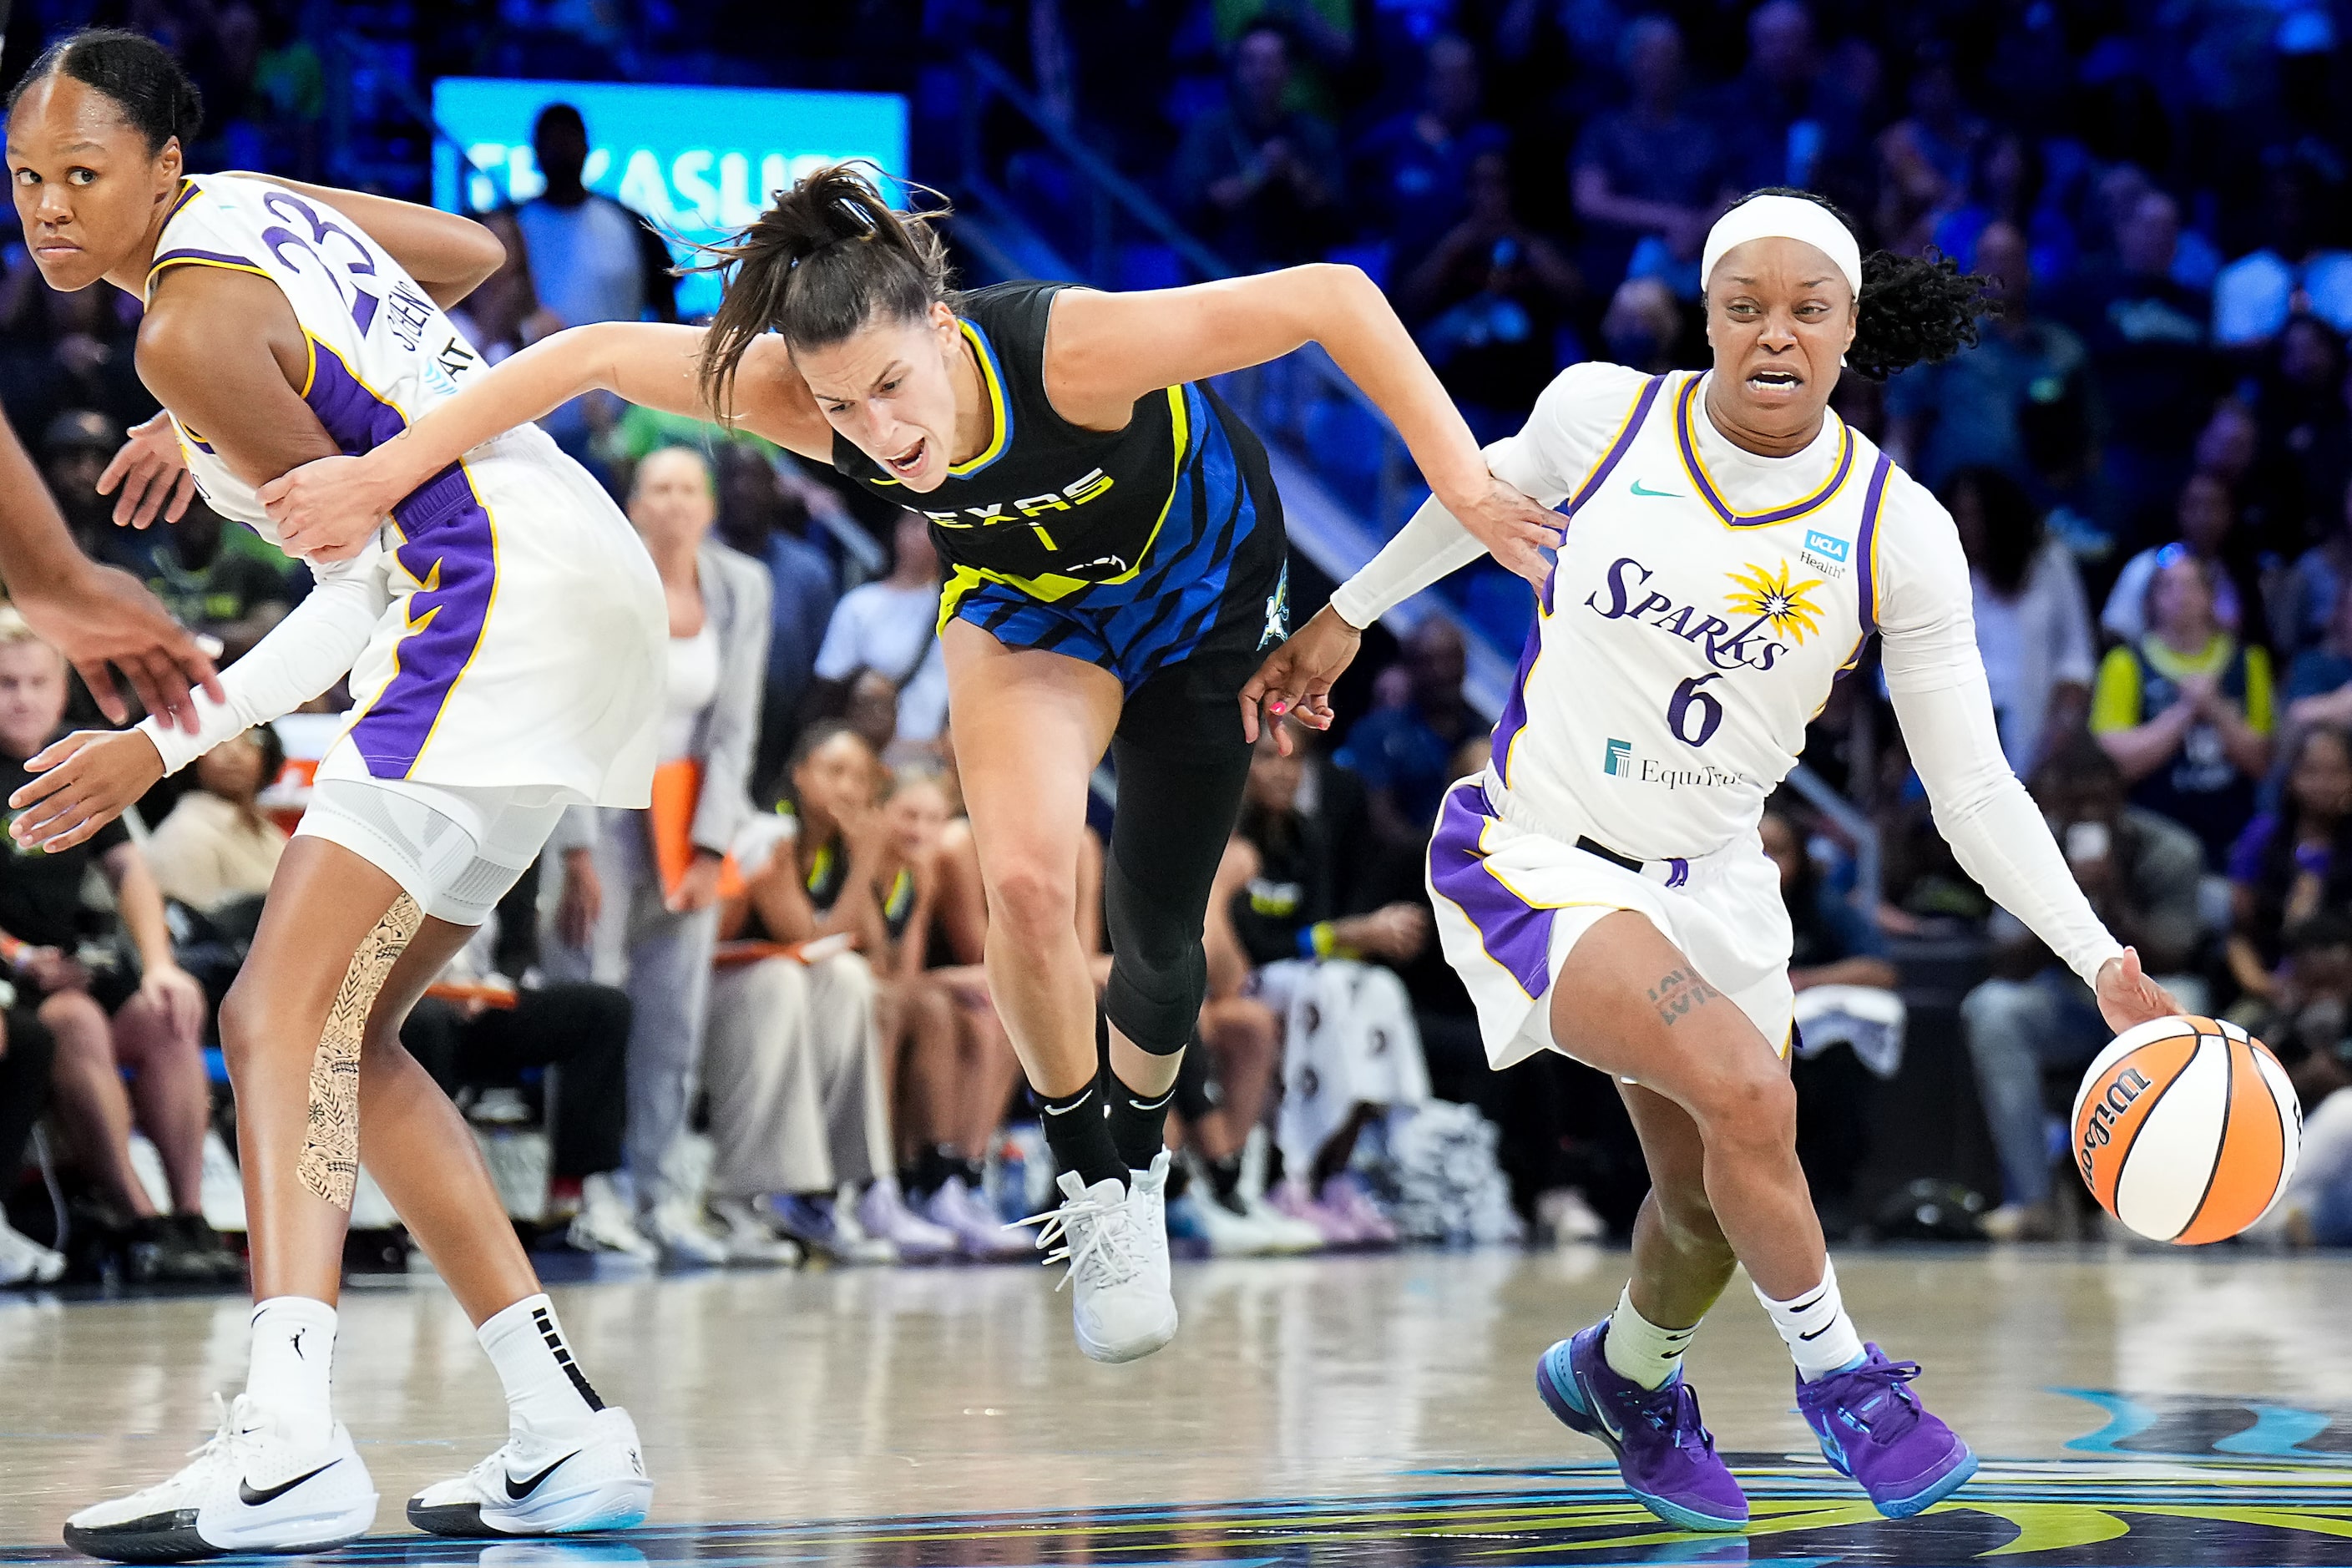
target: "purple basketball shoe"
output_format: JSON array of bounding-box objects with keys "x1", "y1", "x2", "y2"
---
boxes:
[
  {"x1": 1535, "y1": 1322, "x2": 1748, "y2": 1532},
  {"x1": 1796, "y1": 1344, "x2": 1978, "y2": 1518}
]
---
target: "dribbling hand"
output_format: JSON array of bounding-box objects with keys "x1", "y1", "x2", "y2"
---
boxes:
[
  {"x1": 1444, "y1": 474, "x2": 1561, "y2": 589},
  {"x1": 1241, "y1": 603, "x2": 1360, "y2": 754},
  {"x1": 2094, "y1": 946, "x2": 2183, "y2": 1034},
  {"x1": 97, "y1": 413, "x2": 197, "y2": 529},
  {"x1": 258, "y1": 455, "x2": 397, "y2": 563}
]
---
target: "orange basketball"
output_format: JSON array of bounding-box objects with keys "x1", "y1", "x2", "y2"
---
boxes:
[{"x1": 2070, "y1": 1015, "x2": 2302, "y2": 1244}]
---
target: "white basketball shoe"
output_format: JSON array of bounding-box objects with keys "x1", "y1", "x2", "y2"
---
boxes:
[
  {"x1": 1026, "y1": 1151, "x2": 1178, "y2": 1363},
  {"x1": 407, "y1": 1405, "x2": 652, "y2": 1538},
  {"x1": 63, "y1": 1394, "x2": 377, "y2": 1561}
]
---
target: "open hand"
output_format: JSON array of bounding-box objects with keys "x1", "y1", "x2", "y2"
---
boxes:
[
  {"x1": 258, "y1": 453, "x2": 397, "y2": 563},
  {"x1": 7, "y1": 729, "x2": 166, "y2": 853},
  {"x1": 12, "y1": 562, "x2": 221, "y2": 731},
  {"x1": 99, "y1": 413, "x2": 198, "y2": 529}
]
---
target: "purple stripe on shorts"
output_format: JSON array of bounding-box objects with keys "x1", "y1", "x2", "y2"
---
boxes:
[
  {"x1": 1429, "y1": 781, "x2": 1555, "y2": 1000},
  {"x1": 302, "y1": 344, "x2": 497, "y2": 779}
]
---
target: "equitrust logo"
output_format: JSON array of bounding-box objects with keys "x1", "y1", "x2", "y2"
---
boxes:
[{"x1": 1602, "y1": 738, "x2": 1631, "y2": 776}]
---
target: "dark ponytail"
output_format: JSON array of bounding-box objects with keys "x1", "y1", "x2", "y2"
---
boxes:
[
  {"x1": 1718, "y1": 187, "x2": 1996, "y2": 382},
  {"x1": 695, "y1": 163, "x2": 956, "y2": 417},
  {"x1": 7, "y1": 28, "x2": 204, "y2": 155}
]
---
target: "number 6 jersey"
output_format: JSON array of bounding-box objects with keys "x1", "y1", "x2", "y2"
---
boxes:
[
  {"x1": 1470, "y1": 363, "x2": 1945, "y2": 859},
  {"x1": 139, "y1": 174, "x2": 666, "y2": 807},
  {"x1": 1333, "y1": 358, "x2": 2121, "y2": 989}
]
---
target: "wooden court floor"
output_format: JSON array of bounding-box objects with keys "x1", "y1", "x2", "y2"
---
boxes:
[{"x1": 3, "y1": 1247, "x2": 2350, "y2": 1565}]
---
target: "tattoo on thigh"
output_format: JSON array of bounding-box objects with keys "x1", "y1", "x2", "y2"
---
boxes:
[
  {"x1": 297, "y1": 893, "x2": 423, "y2": 1211},
  {"x1": 1647, "y1": 966, "x2": 1722, "y2": 1028}
]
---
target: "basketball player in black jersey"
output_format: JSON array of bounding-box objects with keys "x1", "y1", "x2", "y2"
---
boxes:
[{"x1": 248, "y1": 162, "x2": 1560, "y2": 1362}]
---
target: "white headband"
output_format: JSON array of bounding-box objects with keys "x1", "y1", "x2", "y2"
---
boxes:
[{"x1": 1701, "y1": 195, "x2": 1863, "y2": 299}]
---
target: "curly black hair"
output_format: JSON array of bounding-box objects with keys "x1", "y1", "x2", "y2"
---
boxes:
[{"x1": 1718, "y1": 187, "x2": 1998, "y2": 382}]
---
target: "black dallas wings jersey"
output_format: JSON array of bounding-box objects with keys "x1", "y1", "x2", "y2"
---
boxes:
[{"x1": 831, "y1": 281, "x2": 1287, "y2": 689}]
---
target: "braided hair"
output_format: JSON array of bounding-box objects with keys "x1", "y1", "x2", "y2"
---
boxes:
[{"x1": 1718, "y1": 187, "x2": 1995, "y2": 381}]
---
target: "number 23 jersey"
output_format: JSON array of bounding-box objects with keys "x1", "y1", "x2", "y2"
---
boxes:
[
  {"x1": 1488, "y1": 363, "x2": 1975, "y2": 862},
  {"x1": 143, "y1": 174, "x2": 665, "y2": 804}
]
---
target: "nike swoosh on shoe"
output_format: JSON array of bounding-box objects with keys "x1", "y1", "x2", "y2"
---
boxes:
[
  {"x1": 504, "y1": 1453, "x2": 580, "y2": 1500},
  {"x1": 239, "y1": 1459, "x2": 337, "y2": 1507}
]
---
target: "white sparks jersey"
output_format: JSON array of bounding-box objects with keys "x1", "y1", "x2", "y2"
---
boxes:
[
  {"x1": 142, "y1": 175, "x2": 665, "y2": 805},
  {"x1": 1485, "y1": 364, "x2": 1970, "y2": 861}
]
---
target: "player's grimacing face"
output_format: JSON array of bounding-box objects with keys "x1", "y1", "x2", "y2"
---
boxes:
[
  {"x1": 7, "y1": 74, "x2": 181, "y2": 293},
  {"x1": 1703, "y1": 235, "x2": 1856, "y2": 429},
  {"x1": 796, "y1": 303, "x2": 965, "y2": 493}
]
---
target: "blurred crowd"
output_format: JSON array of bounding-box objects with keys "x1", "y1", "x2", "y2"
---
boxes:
[{"x1": 15, "y1": 0, "x2": 2352, "y2": 1286}]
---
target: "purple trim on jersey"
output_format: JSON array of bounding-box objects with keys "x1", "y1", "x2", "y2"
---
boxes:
[
  {"x1": 1676, "y1": 376, "x2": 1854, "y2": 528},
  {"x1": 302, "y1": 344, "x2": 497, "y2": 779},
  {"x1": 1429, "y1": 781, "x2": 1555, "y2": 1001},
  {"x1": 1665, "y1": 857, "x2": 1689, "y2": 888},
  {"x1": 149, "y1": 246, "x2": 262, "y2": 273},
  {"x1": 1492, "y1": 375, "x2": 1667, "y2": 782},
  {"x1": 1855, "y1": 451, "x2": 1893, "y2": 635},
  {"x1": 1561, "y1": 374, "x2": 1668, "y2": 519}
]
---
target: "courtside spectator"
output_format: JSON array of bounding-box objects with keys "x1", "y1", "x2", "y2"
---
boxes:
[
  {"x1": 143, "y1": 725, "x2": 286, "y2": 916},
  {"x1": 2092, "y1": 548, "x2": 2274, "y2": 864},
  {"x1": 1945, "y1": 467, "x2": 2095, "y2": 775},
  {"x1": 0, "y1": 611, "x2": 235, "y2": 1283}
]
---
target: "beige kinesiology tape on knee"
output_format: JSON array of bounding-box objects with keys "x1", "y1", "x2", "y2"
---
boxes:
[{"x1": 298, "y1": 893, "x2": 424, "y2": 1210}]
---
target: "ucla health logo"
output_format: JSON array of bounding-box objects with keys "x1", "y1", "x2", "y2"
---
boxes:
[{"x1": 1801, "y1": 528, "x2": 1851, "y2": 578}]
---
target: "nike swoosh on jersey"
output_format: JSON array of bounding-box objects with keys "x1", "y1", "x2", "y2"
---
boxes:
[
  {"x1": 504, "y1": 1452, "x2": 580, "y2": 1500},
  {"x1": 1628, "y1": 479, "x2": 1682, "y2": 498},
  {"x1": 238, "y1": 1459, "x2": 337, "y2": 1507}
]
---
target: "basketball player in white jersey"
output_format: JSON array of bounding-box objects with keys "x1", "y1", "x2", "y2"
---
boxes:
[
  {"x1": 1249, "y1": 190, "x2": 2186, "y2": 1529},
  {"x1": 7, "y1": 31, "x2": 664, "y2": 1559}
]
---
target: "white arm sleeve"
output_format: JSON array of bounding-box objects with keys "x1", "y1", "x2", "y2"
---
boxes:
[
  {"x1": 1877, "y1": 473, "x2": 2123, "y2": 986},
  {"x1": 1328, "y1": 362, "x2": 1653, "y2": 629},
  {"x1": 137, "y1": 549, "x2": 392, "y2": 775}
]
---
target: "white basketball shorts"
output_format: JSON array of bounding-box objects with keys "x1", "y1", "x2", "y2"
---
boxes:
[{"x1": 1425, "y1": 774, "x2": 1795, "y2": 1073}]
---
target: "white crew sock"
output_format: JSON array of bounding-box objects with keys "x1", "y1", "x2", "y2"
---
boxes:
[
  {"x1": 1601, "y1": 1283, "x2": 1697, "y2": 1390},
  {"x1": 1755, "y1": 1258, "x2": 1867, "y2": 1381},
  {"x1": 246, "y1": 1296, "x2": 337, "y2": 1450},
  {"x1": 479, "y1": 1293, "x2": 604, "y2": 1444}
]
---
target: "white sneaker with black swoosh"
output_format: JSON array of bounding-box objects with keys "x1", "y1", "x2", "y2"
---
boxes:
[
  {"x1": 407, "y1": 1406, "x2": 652, "y2": 1538},
  {"x1": 63, "y1": 1394, "x2": 377, "y2": 1562}
]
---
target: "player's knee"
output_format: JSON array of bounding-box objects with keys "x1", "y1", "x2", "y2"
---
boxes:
[
  {"x1": 215, "y1": 976, "x2": 271, "y2": 1077},
  {"x1": 986, "y1": 859, "x2": 1076, "y2": 947},
  {"x1": 1691, "y1": 1065, "x2": 1797, "y2": 1154}
]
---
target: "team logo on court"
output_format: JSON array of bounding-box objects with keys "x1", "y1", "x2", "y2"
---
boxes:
[{"x1": 1725, "y1": 559, "x2": 1827, "y2": 645}]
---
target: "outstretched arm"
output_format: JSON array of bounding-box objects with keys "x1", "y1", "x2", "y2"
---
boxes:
[
  {"x1": 8, "y1": 553, "x2": 390, "y2": 852},
  {"x1": 1045, "y1": 268, "x2": 1561, "y2": 583},
  {"x1": 259, "y1": 322, "x2": 834, "y2": 560},
  {"x1": 1880, "y1": 480, "x2": 2177, "y2": 1033}
]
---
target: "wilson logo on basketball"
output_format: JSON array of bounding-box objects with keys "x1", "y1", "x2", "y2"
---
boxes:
[{"x1": 2075, "y1": 1066, "x2": 2152, "y2": 1182}]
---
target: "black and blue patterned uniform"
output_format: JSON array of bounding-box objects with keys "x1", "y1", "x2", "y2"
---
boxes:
[
  {"x1": 832, "y1": 279, "x2": 1296, "y2": 1057},
  {"x1": 830, "y1": 281, "x2": 1290, "y2": 692}
]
